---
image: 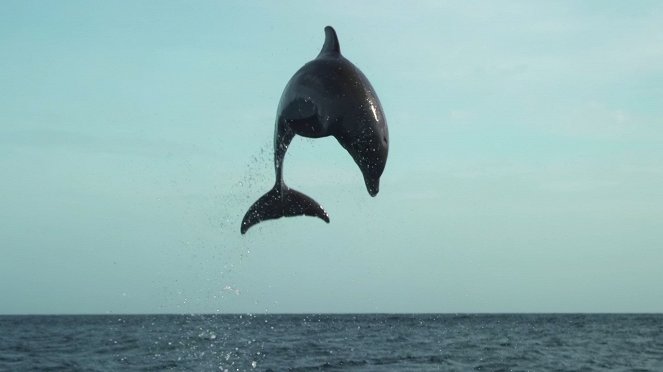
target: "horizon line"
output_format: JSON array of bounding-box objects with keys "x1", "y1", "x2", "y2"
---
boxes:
[{"x1": 2, "y1": 311, "x2": 662, "y2": 316}]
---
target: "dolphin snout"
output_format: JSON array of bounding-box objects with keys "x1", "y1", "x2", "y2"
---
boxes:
[{"x1": 364, "y1": 176, "x2": 379, "y2": 197}]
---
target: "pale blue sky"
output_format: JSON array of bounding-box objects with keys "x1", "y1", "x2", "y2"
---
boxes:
[{"x1": 1, "y1": 1, "x2": 662, "y2": 314}]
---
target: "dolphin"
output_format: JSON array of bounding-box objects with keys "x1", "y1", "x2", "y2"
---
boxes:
[{"x1": 241, "y1": 26, "x2": 389, "y2": 234}]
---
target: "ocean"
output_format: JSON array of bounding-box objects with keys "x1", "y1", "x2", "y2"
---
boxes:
[{"x1": 1, "y1": 314, "x2": 661, "y2": 371}]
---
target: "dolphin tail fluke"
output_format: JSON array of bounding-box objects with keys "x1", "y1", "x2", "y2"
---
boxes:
[{"x1": 241, "y1": 185, "x2": 330, "y2": 234}]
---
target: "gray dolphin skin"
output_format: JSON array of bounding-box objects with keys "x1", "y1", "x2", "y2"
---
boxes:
[{"x1": 241, "y1": 26, "x2": 389, "y2": 234}]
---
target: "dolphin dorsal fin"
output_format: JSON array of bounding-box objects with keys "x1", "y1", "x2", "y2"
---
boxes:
[{"x1": 318, "y1": 26, "x2": 341, "y2": 56}]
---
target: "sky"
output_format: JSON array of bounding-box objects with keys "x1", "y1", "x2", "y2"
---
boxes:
[{"x1": 1, "y1": 1, "x2": 662, "y2": 314}]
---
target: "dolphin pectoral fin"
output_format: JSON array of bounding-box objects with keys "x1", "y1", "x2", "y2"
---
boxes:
[
  {"x1": 282, "y1": 99, "x2": 325, "y2": 138},
  {"x1": 241, "y1": 186, "x2": 329, "y2": 234}
]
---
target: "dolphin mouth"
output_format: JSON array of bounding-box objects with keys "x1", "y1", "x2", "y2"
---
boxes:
[{"x1": 364, "y1": 176, "x2": 379, "y2": 197}]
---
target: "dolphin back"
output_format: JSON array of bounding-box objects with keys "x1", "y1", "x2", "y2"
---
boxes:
[{"x1": 241, "y1": 185, "x2": 330, "y2": 234}]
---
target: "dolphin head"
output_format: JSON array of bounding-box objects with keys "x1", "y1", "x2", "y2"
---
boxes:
[{"x1": 343, "y1": 104, "x2": 389, "y2": 197}]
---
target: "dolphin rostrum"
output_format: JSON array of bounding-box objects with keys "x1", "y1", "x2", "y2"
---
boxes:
[{"x1": 241, "y1": 26, "x2": 389, "y2": 234}]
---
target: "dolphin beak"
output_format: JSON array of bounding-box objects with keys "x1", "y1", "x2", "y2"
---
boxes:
[{"x1": 364, "y1": 176, "x2": 379, "y2": 197}]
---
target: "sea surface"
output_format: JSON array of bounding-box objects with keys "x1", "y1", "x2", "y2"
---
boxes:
[{"x1": 0, "y1": 314, "x2": 661, "y2": 371}]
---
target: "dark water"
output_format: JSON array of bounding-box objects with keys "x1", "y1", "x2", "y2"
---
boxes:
[{"x1": 1, "y1": 314, "x2": 661, "y2": 371}]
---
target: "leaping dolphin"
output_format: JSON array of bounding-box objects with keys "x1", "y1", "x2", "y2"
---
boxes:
[{"x1": 241, "y1": 26, "x2": 389, "y2": 234}]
